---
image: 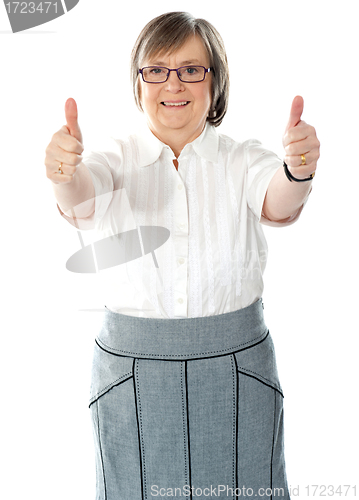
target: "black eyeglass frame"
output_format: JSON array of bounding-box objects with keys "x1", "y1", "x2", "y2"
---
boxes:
[{"x1": 139, "y1": 65, "x2": 212, "y2": 83}]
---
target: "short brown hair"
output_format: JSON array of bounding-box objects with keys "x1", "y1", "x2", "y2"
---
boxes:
[{"x1": 130, "y1": 12, "x2": 229, "y2": 127}]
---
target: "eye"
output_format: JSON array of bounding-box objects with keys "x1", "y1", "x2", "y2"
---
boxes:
[
  {"x1": 184, "y1": 66, "x2": 199, "y2": 75},
  {"x1": 149, "y1": 67, "x2": 166, "y2": 75}
]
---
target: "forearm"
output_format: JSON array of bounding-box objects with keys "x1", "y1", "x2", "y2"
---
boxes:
[
  {"x1": 262, "y1": 166, "x2": 312, "y2": 222},
  {"x1": 51, "y1": 162, "x2": 95, "y2": 218}
]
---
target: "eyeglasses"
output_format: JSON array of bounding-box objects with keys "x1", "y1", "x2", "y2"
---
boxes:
[{"x1": 139, "y1": 65, "x2": 212, "y2": 83}]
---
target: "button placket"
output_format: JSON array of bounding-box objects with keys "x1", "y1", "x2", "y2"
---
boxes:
[{"x1": 172, "y1": 165, "x2": 188, "y2": 316}]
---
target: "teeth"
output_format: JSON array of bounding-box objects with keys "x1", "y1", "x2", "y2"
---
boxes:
[{"x1": 163, "y1": 101, "x2": 188, "y2": 106}]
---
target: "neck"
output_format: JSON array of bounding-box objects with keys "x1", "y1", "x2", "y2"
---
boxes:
[{"x1": 147, "y1": 122, "x2": 206, "y2": 158}]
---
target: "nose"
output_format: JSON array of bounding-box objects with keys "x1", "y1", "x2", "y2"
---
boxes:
[{"x1": 164, "y1": 69, "x2": 185, "y2": 93}]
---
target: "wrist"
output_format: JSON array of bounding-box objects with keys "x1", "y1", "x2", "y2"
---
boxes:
[{"x1": 283, "y1": 161, "x2": 315, "y2": 182}]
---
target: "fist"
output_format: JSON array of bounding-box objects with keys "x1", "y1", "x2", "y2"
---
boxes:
[
  {"x1": 45, "y1": 98, "x2": 84, "y2": 184},
  {"x1": 282, "y1": 96, "x2": 320, "y2": 179}
]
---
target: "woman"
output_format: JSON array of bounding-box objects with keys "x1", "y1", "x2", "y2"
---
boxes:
[{"x1": 45, "y1": 12, "x2": 320, "y2": 500}]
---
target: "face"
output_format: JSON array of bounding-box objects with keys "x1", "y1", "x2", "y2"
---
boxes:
[{"x1": 139, "y1": 35, "x2": 212, "y2": 148}]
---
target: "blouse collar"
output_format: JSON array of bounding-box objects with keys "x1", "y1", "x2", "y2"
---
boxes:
[{"x1": 136, "y1": 122, "x2": 219, "y2": 167}]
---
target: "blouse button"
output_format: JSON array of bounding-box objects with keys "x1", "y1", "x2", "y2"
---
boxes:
[
  {"x1": 178, "y1": 258, "x2": 185, "y2": 265},
  {"x1": 178, "y1": 184, "x2": 183, "y2": 190},
  {"x1": 177, "y1": 298, "x2": 184, "y2": 304}
]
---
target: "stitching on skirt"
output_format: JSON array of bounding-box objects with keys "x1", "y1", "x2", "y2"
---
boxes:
[
  {"x1": 95, "y1": 400, "x2": 107, "y2": 499},
  {"x1": 270, "y1": 391, "x2": 277, "y2": 497},
  {"x1": 181, "y1": 361, "x2": 190, "y2": 490},
  {"x1": 89, "y1": 372, "x2": 133, "y2": 407},
  {"x1": 184, "y1": 361, "x2": 192, "y2": 496},
  {"x1": 95, "y1": 329, "x2": 269, "y2": 359},
  {"x1": 134, "y1": 359, "x2": 147, "y2": 499},
  {"x1": 236, "y1": 367, "x2": 284, "y2": 397},
  {"x1": 230, "y1": 354, "x2": 237, "y2": 493},
  {"x1": 232, "y1": 354, "x2": 240, "y2": 492}
]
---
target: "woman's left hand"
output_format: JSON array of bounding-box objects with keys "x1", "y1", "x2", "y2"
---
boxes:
[{"x1": 282, "y1": 95, "x2": 320, "y2": 179}]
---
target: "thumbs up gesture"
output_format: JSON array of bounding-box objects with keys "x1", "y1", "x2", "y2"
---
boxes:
[
  {"x1": 45, "y1": 98, "x2": 84, "y2": 184},
  {"x1": 282, "y1": 96, "x2": 320, "y2": 180}
]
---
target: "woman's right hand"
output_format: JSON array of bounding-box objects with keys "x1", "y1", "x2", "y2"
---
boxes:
[{"x1": 45, "y1": 98, "x2": 84, "y2": 185}]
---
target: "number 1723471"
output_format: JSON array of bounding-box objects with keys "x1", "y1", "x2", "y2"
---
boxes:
[
  {"x1": 5, "y1": 2, "x2": 58, "y2": 14},
  {"x1": 304, "y1": 485, "x2": 357, "y2": 496}
]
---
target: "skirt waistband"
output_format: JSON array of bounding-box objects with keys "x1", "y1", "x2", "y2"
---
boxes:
[{"x1": 96, "y1": 298, "x2": 268, "y2": 361}]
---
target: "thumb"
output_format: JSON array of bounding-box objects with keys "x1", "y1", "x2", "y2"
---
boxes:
[
  {"x1": 65, "y1": 97, "x2": 83, "y2": 143},
  {"x1": 285, "y1": 95, "x2": 304, "y2": 133}
]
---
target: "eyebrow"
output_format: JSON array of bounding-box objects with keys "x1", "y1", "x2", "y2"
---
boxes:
[{"x1": 149, "y1": 59, "x2": 202, "y2": 67}]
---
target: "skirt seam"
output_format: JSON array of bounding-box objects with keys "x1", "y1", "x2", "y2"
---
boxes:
[
  {"x1": 270, "y1": 391, "x2": 277, "y2": 499},
  {"x1": 236, "y1": 368, "x2": 284, "y2": 398},
  {"x1": 181, "y1": 361, "x2": 191, "y2": 495},
  {"x1": 232, "y1": 353, "x2": 240, "y2": 493},
  {"x1": 236, "y1": 366, "x2": 283, "y2": 397},
  {"x1": 94, "y1": 329, "x2": 269, "y2": 360},
  {"x1": 133, "y1": 359, "x2": 145, "y2": 500},
  {"x1": 184, "y1": 361, "x2": 193, "y2": 499},
  {"x1": 95, "y1": 399, "x2": 107, "y2": 500},
  {"x1": 89, "y1": 372, "x2": 133, "y2": 408},
  {"x1": 230, "y1": 354, "x2": 238, "y2": 494}
]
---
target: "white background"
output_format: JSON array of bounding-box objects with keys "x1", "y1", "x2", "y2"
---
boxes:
[{"x1": 1, "y1": 0, "x2": 358, "y2": 498}]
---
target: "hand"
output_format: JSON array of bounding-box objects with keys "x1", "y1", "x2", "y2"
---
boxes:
[
  {"x1": 282, "y1": 96, "x2": 320, "y2": 179},
  {"x1": 45, "y1": 98, "x2": 84, "y2": 184}
]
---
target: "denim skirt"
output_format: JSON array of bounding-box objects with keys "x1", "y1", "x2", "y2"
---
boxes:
[{"x1": 89, "y1": 298, "x2": 290, "y2": 499}]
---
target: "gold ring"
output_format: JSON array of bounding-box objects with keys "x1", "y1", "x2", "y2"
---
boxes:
[
  {"x1": 58, "y1": 163, "x2": 63, "y2": 174},
  {"x1": 301, "y1": 154, "x2": 306, "y2": 165}
]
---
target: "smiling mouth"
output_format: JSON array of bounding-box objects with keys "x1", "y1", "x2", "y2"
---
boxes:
[{"x1": 161, "y1": 101, "x2": 190, "y2": 107}]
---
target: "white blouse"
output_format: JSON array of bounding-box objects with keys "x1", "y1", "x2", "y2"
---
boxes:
[{"x1": 58, "y1": 122, "x2": 307, "y2": 318}]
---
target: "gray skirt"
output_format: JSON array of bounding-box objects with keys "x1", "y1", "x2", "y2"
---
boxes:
[{"x1": 89, "y1": 298, "x2": 290, "y2": 499}]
